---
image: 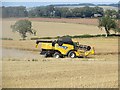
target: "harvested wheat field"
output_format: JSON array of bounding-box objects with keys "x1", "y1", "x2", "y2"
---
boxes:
[
  {"x1": 2, "y1": 37, "x2": 119, "y2": 88},
  {"x1": 2, "y1": 37, "x2": 118, "y2": 54},
  {"x1": 3, "y1": 17, "x2": 99, "y2": 25},
  {"x1": 1, "y1": 18, "x2": 119, "y2": 88},
  {"x1": 2, "y1": 55, "x2": 118, "y2": 88},
  {"x1": 2, "y1": 18, "x2": 112, "y2": 40}
]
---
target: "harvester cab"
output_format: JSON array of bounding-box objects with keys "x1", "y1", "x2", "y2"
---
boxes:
[{"x1": 36, "y1": 37, "x2": 95, "y2": 58}]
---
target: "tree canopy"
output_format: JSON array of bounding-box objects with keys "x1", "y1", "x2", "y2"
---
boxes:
[
  {"x1": 98, "y1": 16, "x2": 118, "y2": 37},
  {"x1": 11, "y1": 20, "x2": 34, "y2": 40},
  {"x1": 28, "y1": 6, "x2": 104, "y2": 18},
  {"x1": 2, "y1": 5, "x2": 120, "y2": 19},
  {"x1": 2, "y1": 6, "x2": 104, "y2": 18}
]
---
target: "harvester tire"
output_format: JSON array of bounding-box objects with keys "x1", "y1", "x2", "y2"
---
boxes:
[
  {"x1": 53, "y1": 52, "x2": 61, "y2": 58},
  {"x1": 44, "y1": 51, "x2": 52, "y2": 57},
  {"x1": 68, "y1": 51, "x2": 76, "y2": 58},
  {"x1": 44, "y1": 53, "x2": 49, "y2": 58}
]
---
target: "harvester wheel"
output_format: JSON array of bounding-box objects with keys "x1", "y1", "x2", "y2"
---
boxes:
[
  {"x1": 53, "y1": 52, "x2": 61, "y2": 58},
  {"x1": 44, "y1": 51, "x2": 52, "y2": 57},
  {"x1": 44, "y1": 53, "x2": 49, "y2": 58},
  {"x1": 68, "y1": 51, "x2": 76, "y2": 58}
]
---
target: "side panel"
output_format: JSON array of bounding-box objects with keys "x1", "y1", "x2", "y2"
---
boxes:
[
  {"x1": 41, "y1": 43, "x2": 74, "y2": 55},
  {"x1": 41, "y1": 43, "x2": 53, "y2": 49},
  {"x1": 55, "y1": 44, "x2": 74, "y2": 55}
]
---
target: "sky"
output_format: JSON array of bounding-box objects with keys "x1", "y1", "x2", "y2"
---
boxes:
[
  {"x1": 1, "y1": 0, "x2": 119, "y2": 7},
  {"x1": 1, "y1": 0, "x2": 120, "y2": 3}
]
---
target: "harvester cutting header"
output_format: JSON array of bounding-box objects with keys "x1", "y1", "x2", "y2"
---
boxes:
[{"x1": 36, "y1": 37, "x2": 95, "y2": 58}]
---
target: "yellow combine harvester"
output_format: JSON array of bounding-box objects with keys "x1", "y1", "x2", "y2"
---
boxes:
[{"x1": 36, "y1": 37, "x2": 95, "y2": 58}]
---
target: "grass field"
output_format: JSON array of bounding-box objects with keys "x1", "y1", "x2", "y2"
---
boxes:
[{"x1": 1, "y1": 18, "x2": 119, "y2": 88}]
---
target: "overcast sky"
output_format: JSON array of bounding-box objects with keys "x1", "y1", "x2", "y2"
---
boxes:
[{"x1": 1, "y1": 0, "x2": 120, "y2": 3}]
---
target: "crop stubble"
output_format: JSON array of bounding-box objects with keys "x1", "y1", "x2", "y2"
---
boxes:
[{"x1": 1, "y1": 18, "x2": 119, "y2": 88}]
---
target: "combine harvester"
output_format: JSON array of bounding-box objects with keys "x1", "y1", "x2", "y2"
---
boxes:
[{"x1": 36, "y1": 37, "x2": 95, "y2": 58}]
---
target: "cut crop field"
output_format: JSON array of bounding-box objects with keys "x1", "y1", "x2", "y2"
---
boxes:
[
  {"x1": 2, "y1": 18, "x2": 111, "y2": 40},
  {"x1": 1, "y1": 18, "x2": 119, "y2": 88},
  {"x1": 2, "y1": 37, "x2": 119, "y2": 88},
  {"x1": 4, "y1": 18, "x2": 99, "y2": 25},
  {"x1": 2, "y1": 37, "x2": 118, "y2": 54},
  {"x1": 2, "y1": 48, "x2": 118, "y2": 88},
  {"x1": 2, "y1": 55, "x2": 118, "y2": 88}
]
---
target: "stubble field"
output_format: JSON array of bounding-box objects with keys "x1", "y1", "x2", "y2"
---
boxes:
[
  {"x1": 2, "y1": 18, "x2": 107, "y2": 39},
  {"x1": 1, "y1": 18, "x2": 119, "y2": 88}
]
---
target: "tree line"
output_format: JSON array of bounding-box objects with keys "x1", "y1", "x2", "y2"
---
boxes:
[
  {"x1": 2, "y1": 6, "x2": 28, "y2": 18},
  {"x1": 28, "y1": 6, "x2": 104, "y2": 18},
  {"x1": 2, "y1": 5, "x2": 119, "y2": 18}
]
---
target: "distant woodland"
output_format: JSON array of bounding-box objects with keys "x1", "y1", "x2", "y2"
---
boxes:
[{"x1": 1, "y1": 3, "x2": 120, "y2": 18}]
